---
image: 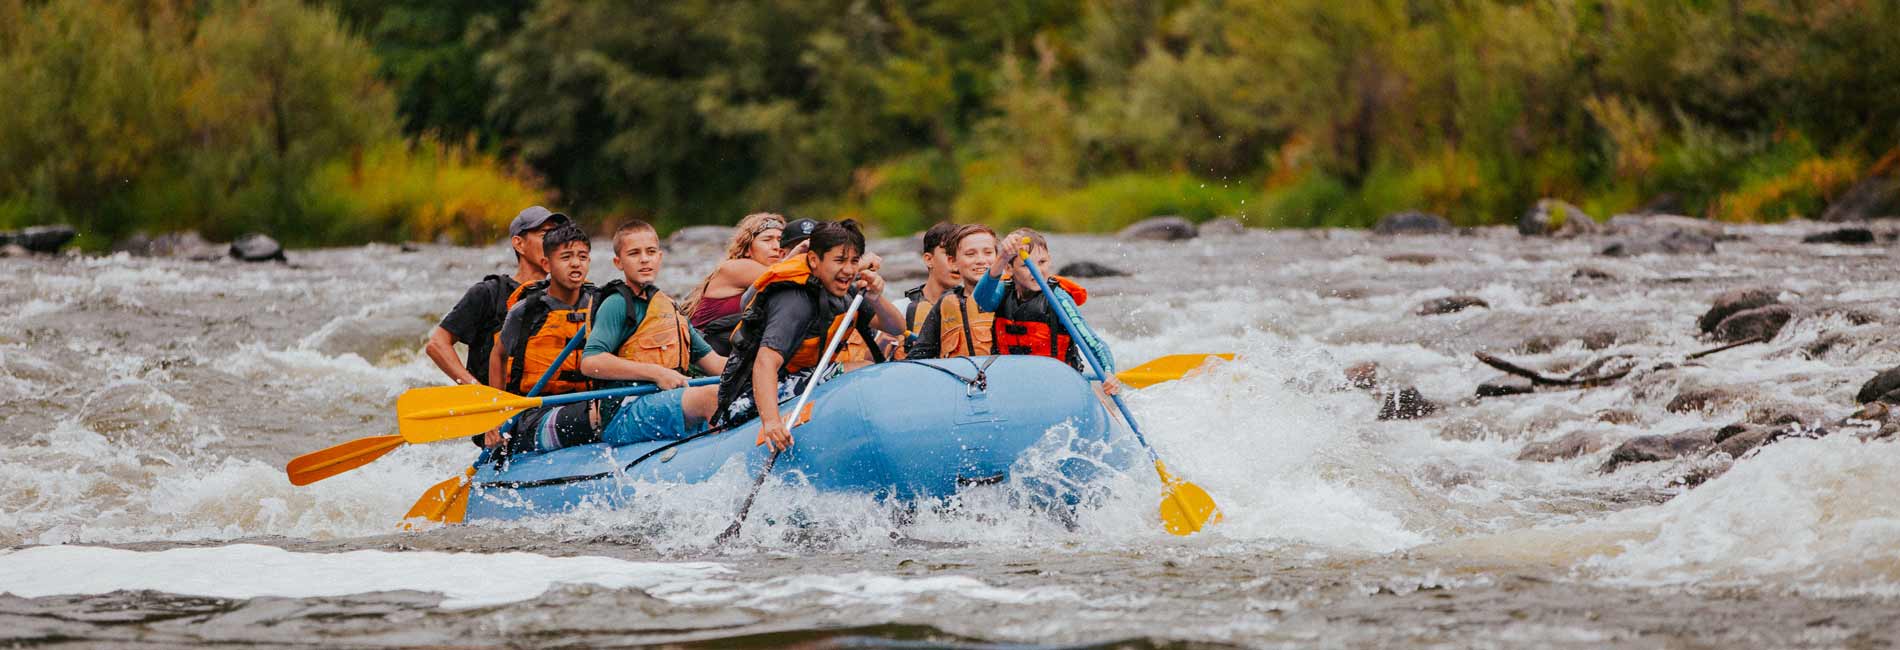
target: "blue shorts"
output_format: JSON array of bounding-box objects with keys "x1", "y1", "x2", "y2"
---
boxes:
[{"x1": 601, "y1": 388, "x2": 704, "y2": 445}]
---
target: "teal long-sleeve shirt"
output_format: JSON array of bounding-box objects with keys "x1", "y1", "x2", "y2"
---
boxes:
[{"x1": 972, "y1": 271, "x2": 1115, "y2": 373}]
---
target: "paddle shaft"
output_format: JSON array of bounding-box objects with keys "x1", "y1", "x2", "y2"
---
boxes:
[
  {"x1": 719, "y1": 290, "x2": 866, "y2": 543},
  {"x1": 1019, "y1": 252, "x2": 1161, "y2": 464}
]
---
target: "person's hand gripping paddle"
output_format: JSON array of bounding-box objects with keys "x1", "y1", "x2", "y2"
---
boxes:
[
  {"x1": 715, "y1": 287, "x2": 866, "y2": 544},
  {"x1": 1016, "y1": 238, "x2": 1220, "y2": 535}
]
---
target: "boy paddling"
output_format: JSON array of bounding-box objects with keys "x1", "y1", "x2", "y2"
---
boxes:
[
  {"x1": 981, "y1": 229, "x2": 1122, "y2": 393},
  {"x1": 425, "y1": 206, "x2": 567, "y2": 387},
  {"x1": 574, "y1": 221, "x2": 728, "y2": 449}
]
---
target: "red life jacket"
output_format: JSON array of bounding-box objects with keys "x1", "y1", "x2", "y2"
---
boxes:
[{"x1": 992, "y1": 276, "x2": 1087, "y2": 362}]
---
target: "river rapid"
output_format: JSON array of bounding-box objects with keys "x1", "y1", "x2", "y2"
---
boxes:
[{"x1": 2, "y1": 223, "x2": 1897, "y2": 648}]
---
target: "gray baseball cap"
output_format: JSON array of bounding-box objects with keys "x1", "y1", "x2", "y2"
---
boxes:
[{"x1": 508, "y1": 206, "x2": 569, "y2": 237}]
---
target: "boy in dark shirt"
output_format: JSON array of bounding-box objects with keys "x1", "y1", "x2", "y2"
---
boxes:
[{"x1": 426, "y1": 206, "x2": 568, "y2": 386}]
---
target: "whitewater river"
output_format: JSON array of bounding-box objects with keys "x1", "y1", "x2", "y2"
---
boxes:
[{"x1": 2, "y1": 223, "x2": 1896, "y2": 648}]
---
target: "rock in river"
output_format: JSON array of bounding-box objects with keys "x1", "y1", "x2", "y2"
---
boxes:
[
  {"x1": 1599, "y1": 428, "x2": 1716, "y2": 473},
  {"x1": 0, "y1": 225, "x2": 78, "y2": 253},
  {"x1": 1416, "y1": 295, "x2": 1488, "y2": 316},
  {"x1": 1373, "y1": 211, "x2": 1453, "y2": 235},
  {"x1": 1376, "y1": 386, "x2": 1439, "y2": 420},
  {"x1": 1118, "y1": 216, "x2": 1197, "y2": 241},
  {"x1": 1057, "y1": 261, "x2": 1127, "y2": 278},
  {"x1": 1858, "y1": 366, "x2": 1900, "y2": 404},
  {"x1": 1802, "y1": 227, "x2": 1875, "y2": 244},
  {"x1": 667, "y1": 225, "x2": 733, "y2": 249},
  {"x1": 230, "y1": 233, "x2": 286, "y2": 262},
  {"x1": 1711, "y1": 304, "x2": 1794, "y2": 342},
  {"x1": 1600, "y1": 228, "x2": 1716, "y2": 257},
  {"x1": 1698, "y1": 287, "x2": 1780, "y2": 333}
]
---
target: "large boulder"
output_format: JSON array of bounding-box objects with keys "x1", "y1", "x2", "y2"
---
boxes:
[
  {"x1": 1057, "y1": 261, "x2": 1127, "y2": 278},
  {"x1": 1518, "y1": 199, "x2": 1597, "y2": 237},
  {"x1": 0, "y1": 225, "x2": 78, "y2": 253},
  {"x1": 1858, "y1": 366, "x2": 1900, "y2": 404},
  {"x1": 666, "y1": 225, "x2": 733, "y2": 249},
  {"x1": 229, "y1": 233, "x2": 285, "y2": 262},
  {"x1": 1599, "y1": 429, "x2": 1716, "y2": 473},
  {"x1": 1415, "y1": 295, "x2": 1488, "y2": 316},
  {"x1": 1372, "y1": 211, "x2": 1453, "y2": 235},
  {"x1": 1517, "y1": 430, "x2": 1612, "y2": 462},
  {"x1": 1711, "y1": 304, "x2": 1795, "y2": 342},
  {"x1": 1198, "y1": 217, "x2": 1247, "y2": 237},
  {"x1": 1698, "y1": 287, "x2": 1780, "y2": 333},
  {"x1": 1118, "y1": 216, "x2": 1198, "y2": 241}
]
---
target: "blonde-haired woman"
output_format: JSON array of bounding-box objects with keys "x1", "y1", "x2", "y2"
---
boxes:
[{"x1": 685, "y1": 213, "x2": 785, "y2": 355}]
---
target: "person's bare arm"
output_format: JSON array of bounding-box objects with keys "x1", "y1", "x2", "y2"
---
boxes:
[
  {"x1": 486, "y1": 344, "x2": 505, "y2": 390},
  {"x1": 696, "y1": 351, "x2": 728, "y2": 375},
  {"x1": 706, "y1": 259, "x2": 767, "y2": 297},
  {"x1": 579, "y1": 353, "x2": 690, "y2": 389},
  {"x1": 752, "y1": 349, "x2": 791, "y2": 450},
  {"x1": 857, "y1": 270, "x2": 905, "y2": 337},
  {"x1": 425, "y1": 326, "x2": 478, "y2": 385}
]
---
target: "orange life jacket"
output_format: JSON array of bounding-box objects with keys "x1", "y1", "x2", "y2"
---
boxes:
[
  {"x1": 592, "y1": 280, "x2": 693, "y2": 375},
  {"x1": 501, "y1": 280, "x2": 595, "y2": 396},
  {"x1": 935, "y1": 286, "x2": 994, "y2": 357},
  {"x1": 993, "y1": 276, "x2": 1087, "y2": 363},
  {"x1": 713, "y1": 256, "x2": 883, "y2": 423}
]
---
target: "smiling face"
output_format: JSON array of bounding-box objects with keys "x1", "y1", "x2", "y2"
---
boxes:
[
  {"x1": 748, "y1": 228, "x2": 784, "y2": 265},
  {"x1": 612, "y1": 229, "x2": 663, "y2": 286},
  {"x1": 951, "y1": 232, "x2": 997, "y2": 289},
  {"x1": 547, "y1": 240, "x2": 591, "y2": 293},
  {"x1": 806, "y1": 244, "x2": 862, "y2": 297}
]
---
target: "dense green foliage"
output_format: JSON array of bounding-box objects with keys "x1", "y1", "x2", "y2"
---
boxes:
[{"x1": 4, "y1": 0, "x2": 1898, "y2": 245}]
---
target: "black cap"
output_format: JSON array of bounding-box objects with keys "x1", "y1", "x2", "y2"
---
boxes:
[
  {"x1": 780, "y1": 218, "x2": 821, "y2": 249},
  {"x1": 508, "y1": 206, "x2": 569, "y2": 237}
]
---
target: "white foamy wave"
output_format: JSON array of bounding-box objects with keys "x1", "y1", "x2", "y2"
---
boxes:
[
  {"x1": 0, "y1": 544, "x2": 732, "y2": 609},
  {"x1": 1578, "y1": 436, "x2": 1900, "y2": 596}
]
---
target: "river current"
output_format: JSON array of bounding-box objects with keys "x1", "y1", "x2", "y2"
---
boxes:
[{"x1": 1, "y1": 223, "x2": 1896, "y2": 648}]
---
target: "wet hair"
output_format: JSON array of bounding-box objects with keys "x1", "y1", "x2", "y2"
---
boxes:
[
  {"x1": 807, "y1": 219, "x2": 866, "y2": 257},
  {"x1": 944, "y1": 224, "x2": 998, "y2": 259},
  {"x1": 725, "y1": 212, "x2": 785, "y2": 261},
  {"x1": 611, "y1": 219, "x2": 658, "y2": 255},
  {"x1": 921, "y1": 221, "x2": 959, "y2": 254},
  {"x1": 542, "y1": 222, "x2": 590, "y2": 258},
  {"x1": 1003, "y1": 227, "x2": 1048, "y2": 253}
]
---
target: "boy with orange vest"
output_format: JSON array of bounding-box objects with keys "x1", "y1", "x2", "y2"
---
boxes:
[
  {"x1": 483, "y1": 221, "x2": 596, "y2": 449},
  {"x1": 905, "y1": 224, "x2": 999, "y2": 360},
  {"x1": 574, "y1": 220, "x2": 728, "y2": 449},
  {"x1": 977, "y1": 228, "x2": 1122, "y2": 393}
]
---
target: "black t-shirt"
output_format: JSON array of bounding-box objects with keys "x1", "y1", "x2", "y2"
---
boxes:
[
  {"x1": 437, "y1": 275, "x2": 518, "y2": 385},
  {"x1": 755, "y1": 289, "x2": 854, "y2": 357}
]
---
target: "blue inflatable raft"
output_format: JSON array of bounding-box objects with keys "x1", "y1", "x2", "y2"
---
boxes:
[{"x1": 464, "y1": 356, "x2": 1123, "y2": 522}]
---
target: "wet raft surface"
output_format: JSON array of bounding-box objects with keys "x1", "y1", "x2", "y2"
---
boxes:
[{"x1": 1, "y1": 223, "x2": 1897, "y2": 648}]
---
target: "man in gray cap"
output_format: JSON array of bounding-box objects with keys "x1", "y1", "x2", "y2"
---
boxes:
[{"x1": 424, "y1": 206, "x2": 571, "y2": 391}]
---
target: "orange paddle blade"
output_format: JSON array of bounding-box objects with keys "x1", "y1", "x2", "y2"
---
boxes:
[
  {"x1": 1154, "y1": 460, "x2": 1221, "y2": 536},
  {"x1": 400, "y1": 467, "x2": 474, "y2": 530},
  {"x1": 285, "y1": 435, "x2": 404, "y2": 486},
  {"x1": 396, "y1": 384, "x2": 542, "y2": 444},
  {"x1": 1116, "y1": 353, "x2": 1236, "y2": 389}
]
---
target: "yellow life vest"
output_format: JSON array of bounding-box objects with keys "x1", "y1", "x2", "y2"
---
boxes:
[{"x1": 935, "y1": 287, "x2": 994, "y2": 357}]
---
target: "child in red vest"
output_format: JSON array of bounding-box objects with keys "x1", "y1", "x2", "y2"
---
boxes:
[{"x1": 976, "y1": 228, "x2": 1122, "y2": 394}]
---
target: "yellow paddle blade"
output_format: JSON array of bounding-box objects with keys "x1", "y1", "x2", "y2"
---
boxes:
[
  {"x1": 399, "y1": 467, "x2": 474, "y2": 530},
  {"x1": 285, "y1": 435, "x2": 403, "y2": 486},
  {"x1": 396, "y1": 384, "x2": 543, "y2": 444},
  {"x1": 1154, "y1": 460, "x2": 1221, "y2": 536},
  {"x1": 1116, "y1": 353, "x2": 1236, "y2": 389}
]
